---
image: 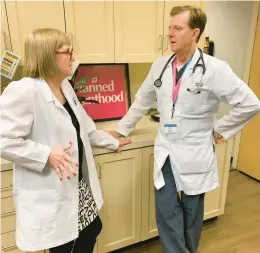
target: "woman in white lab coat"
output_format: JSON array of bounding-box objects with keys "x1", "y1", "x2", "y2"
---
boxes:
[{"x1": 0, "y1": 28, "x2": 131, "y2": 253}]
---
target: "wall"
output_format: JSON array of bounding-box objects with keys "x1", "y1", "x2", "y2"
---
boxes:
[
  {"x1": 205, "y1": 1, "x2": 254, "y2": 119},
  {"x1": 1, "y1": 66, "x2": 23, "y2": 93},
  {"x1": 128, "y1": 63, "x2": 152, "y2": 103}
]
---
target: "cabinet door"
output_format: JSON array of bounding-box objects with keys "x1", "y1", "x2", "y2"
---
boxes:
[
  {"x1": 204, "y1": 140, "x2": 233, "y2": 220},
  {"x1": 95, "y1": 149, "x2": 142, "y2": 253},
  {"x1": 64, "y1": 1, "x2": 114, "y2": 63},
  {"x1": 114, "y1": 1, "x2": 164, "y2": 63},
  {"x1": 1, "y1": 1, "x2": 12, "y2": 56},
  {"x1": 163, "y1": 1, "x2": 204, "y2": 56},
  {"x1": 5, "y1": 1, "x2": 65, "y2": 61},
  {"x1": 1, "y1": 230, "x2": 44, "y2": 253},
  {"x1": 141, "y1": 147, "x2": 159, "y2": 241}
]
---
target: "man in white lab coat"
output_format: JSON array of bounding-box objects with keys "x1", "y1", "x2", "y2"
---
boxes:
[{"x1": 108, "y1": 5, "x2": 260, "y2": 253}]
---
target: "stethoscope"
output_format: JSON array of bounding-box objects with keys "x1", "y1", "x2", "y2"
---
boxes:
[{"x1": 154, "y1": 48, "x2": 206, "y2": 94}]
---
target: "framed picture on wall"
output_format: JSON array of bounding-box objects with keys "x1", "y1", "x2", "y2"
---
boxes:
[{"x1": 70, "y1": 64, "x2": 130, "y2": 122}]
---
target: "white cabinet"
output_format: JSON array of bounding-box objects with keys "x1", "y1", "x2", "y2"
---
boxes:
[
  {"x1": 114, "y1": 1, "x2": 164, "y2": 63},
  {"x1": 1, "y1": 169, "x2": 44, "y2": 253},
  {"x1": 95, "y1": 149, "x2": 142, "y2": 253},
  {"x1": 64, "y1": 1, "x2": 114, "y2": 63},
  {"x1": 1, "y1": 231, "x2": 44, "y2": 253},
  {"x1": 4, "y1": 1, "x2": 207, "y2": 64},
  {"x1": 5, "y1": 1, "x2": 65, "y2": 60},
  {"x1": 114, "y1": 1, "x2": 206, "y2": 62}
]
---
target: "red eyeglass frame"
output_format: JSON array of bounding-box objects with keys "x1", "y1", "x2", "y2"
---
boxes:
[{"x1": 55, "y1": 49, "x2": 73, "y2": 59}]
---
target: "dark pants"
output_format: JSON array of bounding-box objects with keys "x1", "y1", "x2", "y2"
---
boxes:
[
  {"x1": 49, "y1": 216, "x2": 102, "y2": 253},
  {"x1": 155, "y1": 157, "x2": 205, "y2": 253}
]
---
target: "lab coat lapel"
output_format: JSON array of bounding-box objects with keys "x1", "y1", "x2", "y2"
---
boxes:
[
  {"x1": 37, "y1": 79, "x2": 55, "y2": 103},
  {"x1": 37, "y1": 79, "x2": 68, "y2": 113},
  {"x1": 181, "y1": 48, "x2": 201, "y2": 84}
]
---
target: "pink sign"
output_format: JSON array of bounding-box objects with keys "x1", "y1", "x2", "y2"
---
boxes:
[{"x1": 72, "y1": 64, "x2": 129, "y2": 121}]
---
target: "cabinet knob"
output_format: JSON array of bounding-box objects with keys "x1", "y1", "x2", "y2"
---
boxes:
[
  {"x1": 2, "y1": 31, "x2": 8, "y2": 50},
  {"x1": 69, "y1": 33, "x2": 74, "y2": 48},
  {"x1": 164, "y1": 35, "x2": 169, "y2": 51},
  {"x1": 158, "y1": 35, "x2": 163, "y2": 51}
]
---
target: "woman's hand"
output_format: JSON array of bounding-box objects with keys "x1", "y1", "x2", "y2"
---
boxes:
[
  {"x1": 105, "y1": 131, "x2": 131, "y2": 152},
  {"x1": 106, "y1": 131, "x2": 122, "y2": 138},
  {"x1": 48, "y1": 142, "x2": 79, "y2": 181},
  {"x1": 116, "y1": 139, "x2": 132, "y2": 152}
]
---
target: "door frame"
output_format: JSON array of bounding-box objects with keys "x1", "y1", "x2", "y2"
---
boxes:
[{"x1": 232, "y1": 1, "x2": 260, "y2": 169}]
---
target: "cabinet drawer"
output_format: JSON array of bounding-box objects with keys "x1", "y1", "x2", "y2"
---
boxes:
[
  {"x1": 1, "y1": 231, "x2": 21, "y2": 253},
  {"x1": 1, "y1": 170, "x2": 13, "y2": 198},
  {"x1": 1, "y1": 212, "x2": 16, "y2": 234},
  {"x1": 1, "y1": 197, "x2": 15, "y2": 216},
  {"x1": 1, "y1": 231, "x2": 47, "y2": 253}
]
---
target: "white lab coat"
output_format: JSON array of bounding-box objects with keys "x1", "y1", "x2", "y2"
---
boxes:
[
  {"x1": 0, "y1": 78, "x2": 119, "y2": 251},
  {"x1": 117, "y1": 48, "x2": 260, "y2": 195}
]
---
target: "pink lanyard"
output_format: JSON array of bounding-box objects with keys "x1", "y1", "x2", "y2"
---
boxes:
[
  {"x1": 171, "y1": 56, "x2": 192, "y2": 118},
  {"x1": 172, "y1": 59, "x2": 183, "y2": 103}
]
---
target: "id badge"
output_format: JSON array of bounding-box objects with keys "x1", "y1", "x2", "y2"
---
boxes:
[{"x1": 164, "y1": 121, "x2": 178, "y2": 134}]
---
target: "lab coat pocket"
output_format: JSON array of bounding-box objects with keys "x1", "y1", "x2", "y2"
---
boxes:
[
  {"x1": 180, "y1": 90, "x2": 210, "y2": 114},
  {"x1": 17, "y1": 189, "x2": 57, "y2": 231},
  {"x1": 175, "y1": 142, "x2": 214, "y2": 175}
]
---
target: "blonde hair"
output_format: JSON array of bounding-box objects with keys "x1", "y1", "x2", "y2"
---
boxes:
[
  {"x1": 23, "y1": 28, "x2": 71, "y2": 80},
  {"x1": 170, "y1": 5, "x2": 207, "y2": 42}
]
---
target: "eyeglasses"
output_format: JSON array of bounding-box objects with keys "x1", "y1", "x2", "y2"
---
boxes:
[{"x1": 55, "y1": 49, "x2": 73, "y2": 60}]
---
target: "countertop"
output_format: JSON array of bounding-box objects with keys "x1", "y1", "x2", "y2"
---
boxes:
[
  {"x1": 0, "y1": 116, "x2": 158, "y2": 172},
  {"x1": 0, "y1": 158, "x2": 13, "y2": 172},
  {"x1": 93, "y1": 115, "x2": 158, "y2": 155}
]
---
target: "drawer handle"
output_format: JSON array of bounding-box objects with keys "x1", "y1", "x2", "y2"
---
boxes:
[
  {"x1": 97, "y1": 163, "x2": 101, "y2": 179},
  {"x1": 70, "y1": 33, "x2": 73, "y2": 48},
  {"x1": 2, "y1": 31, "x2": 7, "y2": 50},
  {"x1": 2, "y1": 245, "x2": 17, "y2": 251},
  {"x1": 158, "y1": 35, "x2": 162, "y2": 51},
  {"x1": 1, "y1": 210, "x2": 15, "y2": 217},
  {"x1": 1, "y1": 185, "x2": 12, "y2": 191}
]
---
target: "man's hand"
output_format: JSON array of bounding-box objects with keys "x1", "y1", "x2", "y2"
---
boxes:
[{"x1": 213, "y1": 130, "x2": 224, "y2": 144}]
